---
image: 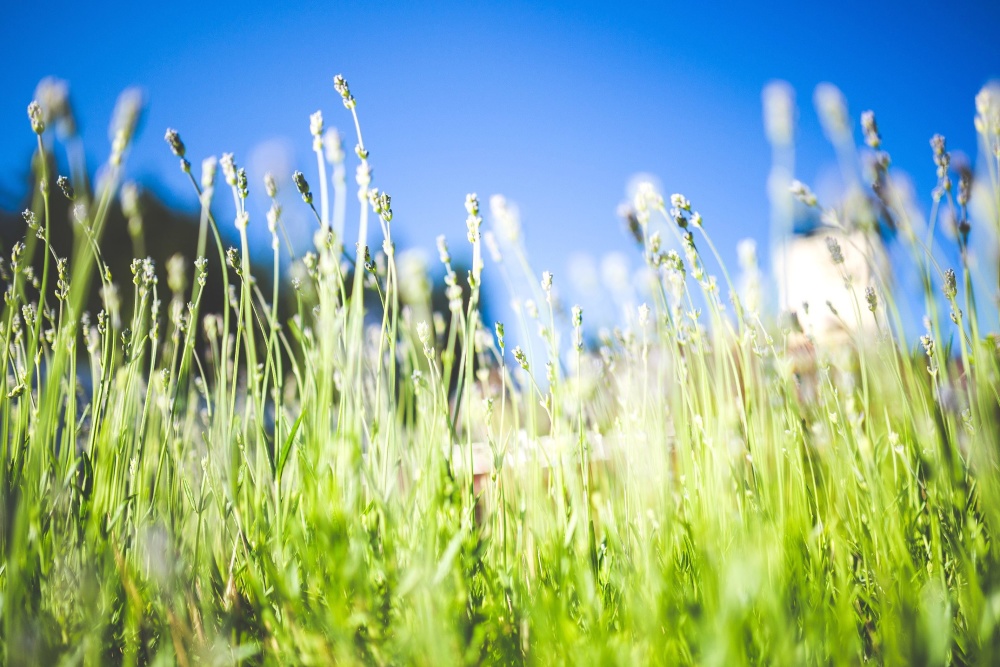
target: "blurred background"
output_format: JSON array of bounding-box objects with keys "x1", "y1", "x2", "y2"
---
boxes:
[{"x1": 2, "y1": 0, "x2": 998, "y2": 330}]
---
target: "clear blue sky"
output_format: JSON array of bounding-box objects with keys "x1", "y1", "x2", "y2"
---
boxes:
[{"x1": 3, "y1": 0, "x2": 998, "y2": 325}]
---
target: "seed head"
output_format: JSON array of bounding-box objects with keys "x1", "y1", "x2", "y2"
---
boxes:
[
  {"x1": 56, "y1": 175, "x2": 75, "y2": 201},
  {"x1": 860, "y1": 110, "x2": 880, "y2": 149},
  {"x1": 513, "y1": 345, "x2": 529, "y2": 371},
  {"x1": 789, "y1": 179, "x2": 818, "y2": 207},
  {"x1": 333, "y1": 75, "x2": 355, "y2": 109},
  {"x1": 309, "y1": 110, "x2": 324, "y2": 138},
  {"x1": 957, "y1": 169, "x2": 972, "y2": 208},
  {"x1": 293, "y1": 170, "x2": 312, "y2": 204},
  {"x1": 943, "y1": 268, "x2": 957, "y2": 299},
  {"x1": 465, "y1": 193, "x2": 480, "y2": 216},
  {"x1": 201, "y1": 156, "x2": 217, "y2": 190},
  {"x1": 27, "y1": 101, "x2": 45, "y2": 134},
  {"x1": 220, "y1": 153, "x2": 237, "y2": 187},
  {"x1": 416, "y1": 321, "x2": 431, "y2": 346},
  {"x1": 264, "y1": 172, "x2": 277, "y2": 198},
  {"x1": 35, "y1": 77, "x2": 75, "y2": 136},
  {"x1": 266, "y1": 203, "x2": 280, "y2": 234},
  {"x1": 825, "y1": 236, "x2": 844, "y2": 264},
  {"x1": 164, "y1": 128, "x2": 186, "y2": 158},
  {"x1": 324, "y1": 129, "x2": 345, "y2": 164},
  {"x1": 865, "y1": 286, "x2": 877, "y2": 313},
  {"x1": 814, "y1": 83, "x2": 850, "y2": 142},
  {"x1": 762, "y1": 80, "x2": 795, "y2": 147},
  {"x1": 121, "y1": 182, "x2": 140, "y2": 219},
  {"x1": 930, "y1": 134, "x2": 950, "y2": 179},
  {"x1": 436, "y1": 235, "x2": 451, "y2": 265},
  {"x1": 378, "y1": 191, "x2": 392, "y2": 223},
  {"x1": 236, "y1": 168, "x2": 248, "y2": 199},
  {"x1": 920, "y1": 334, "x2": 935, "y2": 358},
  {"x1": 108, "y1": 87, "x2": 144, "y2": 146}
]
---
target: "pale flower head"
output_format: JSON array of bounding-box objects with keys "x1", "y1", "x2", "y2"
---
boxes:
[
  {"x1": 762, "y1": 80, "x2": 795, "y2": 147},
  {"x1": 814, "y1": 82, "x2": 850, "y2": 143}
]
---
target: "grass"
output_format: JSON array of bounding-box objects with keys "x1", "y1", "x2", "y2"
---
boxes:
[{"x1": 3, "y1": 75, "x2": 1000, "y2": 665}]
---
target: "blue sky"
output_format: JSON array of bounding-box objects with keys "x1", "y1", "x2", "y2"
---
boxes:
[{"x1": 2, "y1": 0, "x2": 998, "y2": 325}]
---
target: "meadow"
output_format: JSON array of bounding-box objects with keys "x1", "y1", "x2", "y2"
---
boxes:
[{"x1": 3, "y1": 74, "x2": 1000, "y2": 665}]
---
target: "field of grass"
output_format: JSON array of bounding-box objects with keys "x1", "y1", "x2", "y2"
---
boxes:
[{"x1": 3, "y1": 76, "x2": 1000, "y2": 665}]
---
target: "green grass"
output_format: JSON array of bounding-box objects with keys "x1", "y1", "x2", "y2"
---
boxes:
[{"x1": 3, "y1": 76, "x2": 1000, "y2": 665}]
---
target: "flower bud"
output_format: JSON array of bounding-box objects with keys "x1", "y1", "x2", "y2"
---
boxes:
[
  {"x1": 293, "y1": 170, "x2": 312, "y2": 204},
  {"x1": 27, "y1": 101, "x2": 45, "y2": 134},
  {"x1": 56, "y1": 175, "x2": 75, "y2": 201},
  {"x1": 164, "y1": 128, "x2": 186, "y2": 158}
]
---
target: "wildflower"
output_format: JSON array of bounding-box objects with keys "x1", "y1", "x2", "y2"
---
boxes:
[
  {"x1": 513, "y1": 345, "x2": 529, "y2": 370},
  {"x1": 35, "y1": 77, "x2": 75, "y2": 136},
  {"x1": 236, "y1": 168, "x2": 248, "y2": 199},
  {"x1": 466, "y1": 211, "x2": 482, "y2": 245},
  {"x1": 436, "y1": 235, "x2": 451, "y2": 265},
  {"x1": 633, "y1": 181, "x2": 661, "y2": 225},
  {"x1": 266, "y1": 203, "x2": 281, "y2": 234},
  {"x1": 356, "y1": 162, "x2": 372, "y2": 190},
  {"x1": 865, "y1": 286, "x2": 877, "y2": 313},
  {"x1": 762, "y1": 80, "x2": 795, "y2": 147},
  {"x1": 56, "y1": 175, "x2": 74, "y2": 201},
  {"x1": 637, "y1": 303, "x2": 649, "y2": 328},
  {"x1": 670, "y1": 193, "x2": 691, "y2": 212},
  {"x1": 920, "y1": 334, "x2": 935, "y2": 358},
  {"x1": 369, "y1": 189, "x2": 392, "y2": 223},
  {"x1": 975, "y1": 84, "x2": 1000, "y2": 141},
  {"x1": 490, "y1": 194, "x2": 521, "y2": 243},
  {"x1": 324, "y1": 129, "x2": 345, "y2": 164},
  {"x1": 27, "y1": 100, "x2": 45, "y2": 134},
  {"x1": 541, "y1": 271, "x2": 553, "y2": 293},
  {"x1": 201, "y1": 156, "x2": 217, "y2": 191},
  {"x1": 121, "y1": 182, "x2": 140, "y2": 219},
  {"x1": 235, "y1": 211, "x2": 249, "y2": 231},
  {"x1": 943, "y1": 268, "x2": 957, "y2": 299},
  {"x1": 167, "y1": 254, "x2": 187, "y2": 294},
  {"x1": 220, "y1": 153, "x2": 237, "y2": 187},
  {"x1": 446, "y1": 283, "x2": 463, "y2": 311},
  {"x1": 226, "y1": 247, "x2": 241, "y2": 272},
  {"x1": 293, "y1": 170, "x2": 313, "y2": 204},
  {"x1": 860, "y1": 110, "x2": 880, "y2": 149},
  {"x1": 464, "y1": 193, "x2": 480, "y2": 216},
  {"x1": 930, "y1": 134, "x2": 951, "y2": 184},
  {"x1": 957, "y1": 169, "x2": 972, "y2": 208},
  {"x1": 379, "y1": 192, "x2": 392, "y2": 223},
  {"x1": 309, "y1": 110, "x2": 324, "y2": 137},
  {"x1": 333, "y1": 74, "x2": 356, "y2": 109},
  {"x1": 416, "y1": 320, "x2": 431, "y2": 346},
  {"x1": 825, "y1": 236, "x2": 844, "y2": 264},
  {"x1": 495, "y1": 322, "x2": 505, "y2": 351},
  {"x1": 814, "y1": 83, "x2": 850, "y2": 142},
  {"x1": 789, "y1": 180, "x2": 817, "y2": 207},
  {"x1": 264, "y1": 172, "x2": 277, "y2": 198},
  {"x1": 108, "y1": 88, "x2": 144, "y2": 157},
  {"x1": 164, "y1": 128, "x2": 186, "y2": 158}
]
